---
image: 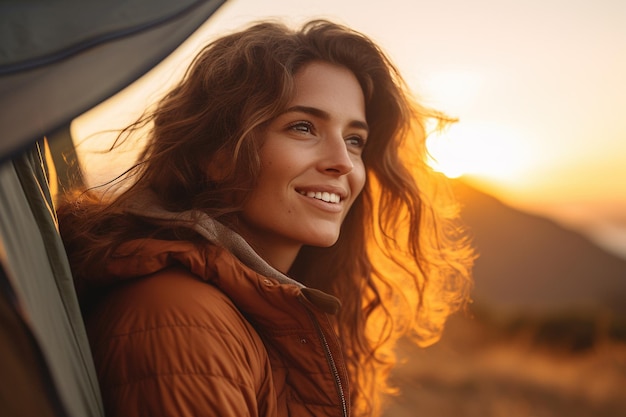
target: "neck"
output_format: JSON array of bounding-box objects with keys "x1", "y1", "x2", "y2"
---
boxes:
[{"x1": 241, "y1": 237, "x2": 301, "y2": 274}]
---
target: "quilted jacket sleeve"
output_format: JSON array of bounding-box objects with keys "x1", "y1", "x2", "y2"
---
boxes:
[{"x1": 86, "y1": 268, "x2": 277, "y2": 417}]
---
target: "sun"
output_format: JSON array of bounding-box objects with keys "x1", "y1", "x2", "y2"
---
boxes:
[
  {"x1": 419, "y1": 70, "x2": 532, "y2": 185},
  {"x1": 426, "y1": 121, "x2": 531, "y2": 183}
]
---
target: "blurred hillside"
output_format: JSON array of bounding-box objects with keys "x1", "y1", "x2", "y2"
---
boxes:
[
  {"x1": 383, "y1": 180, "x2": 626, "y2": 417},
  {"x1": 384, "y1": 314, "x2": 626, "y2": 417},
  {"x1": 452, "y1": 179, "x2": 626, "y2": 318}
]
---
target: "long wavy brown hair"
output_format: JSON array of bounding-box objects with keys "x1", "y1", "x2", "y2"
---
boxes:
[{"x1": 58, "y1": 20, "x2": 474, "y2": 417}]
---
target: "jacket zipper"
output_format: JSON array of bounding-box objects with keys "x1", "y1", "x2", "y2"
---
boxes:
[{"x1": 305, "y1": 309, "x2": 349, "y2": 417}]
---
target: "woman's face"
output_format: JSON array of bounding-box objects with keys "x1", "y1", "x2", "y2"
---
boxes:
[{"x1": 239, "y1": 61, "x2": 368, "y2": 272}]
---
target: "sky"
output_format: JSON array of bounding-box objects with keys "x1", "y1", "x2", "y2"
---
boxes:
[{"x1": 72, "y1": 0, "x2": 626, "y2": 257}]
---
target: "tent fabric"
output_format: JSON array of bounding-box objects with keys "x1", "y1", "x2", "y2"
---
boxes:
[
  {"x1": 0, "y1": 0, "x2": 226, "y2": 163},
  {"x1": 0, "y1": 142, "x2": 103, "y2": 416},
  {"x1": 0, "y1": 1, "x2": 212, "y2": 69}
]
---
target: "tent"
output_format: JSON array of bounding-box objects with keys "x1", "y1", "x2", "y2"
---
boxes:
[{"x1": 0, "y1": 1, "x2": 225, "y2": 415}]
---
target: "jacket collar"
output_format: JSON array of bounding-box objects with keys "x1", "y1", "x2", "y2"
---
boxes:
[{"x1": 124, "y1": 188, "x2": 302, "y2": 287}]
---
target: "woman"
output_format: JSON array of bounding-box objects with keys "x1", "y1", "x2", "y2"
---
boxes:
[{"x1": 59, "y1": 20, "x2": 473, "y2": 417}]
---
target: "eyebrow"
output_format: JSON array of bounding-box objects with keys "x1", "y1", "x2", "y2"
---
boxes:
[{"x1": 283, "y1": 105, "x2": 369, "y2": 132}]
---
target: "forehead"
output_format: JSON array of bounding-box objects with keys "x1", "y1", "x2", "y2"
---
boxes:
[{"x1": 289, "y1": 61, "x2": 366, "y2": 120}]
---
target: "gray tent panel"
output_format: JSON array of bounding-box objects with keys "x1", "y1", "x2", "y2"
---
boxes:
[
  {"x1": 0, "y1": 143, "x2": 103, "y2": 416},
  {"x1": 0, "y1": 0, "x2": 226, "y2": 162}
]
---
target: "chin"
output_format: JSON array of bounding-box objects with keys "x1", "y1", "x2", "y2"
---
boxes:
[{"x1": 304, "y1": 233, "x2": 340, "y2": 248}]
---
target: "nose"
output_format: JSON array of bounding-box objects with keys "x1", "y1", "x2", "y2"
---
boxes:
[{"x1": 318, "y1": 133, "x2": 354, "y2": 175}]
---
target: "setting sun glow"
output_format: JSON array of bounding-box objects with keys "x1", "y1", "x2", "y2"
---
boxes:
[{"x1": 426, "y1": 122, "x2": 531, "y2": 183}]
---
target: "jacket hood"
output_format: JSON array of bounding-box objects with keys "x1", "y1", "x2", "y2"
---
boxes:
[
  {"x1": 84, "y1": 189, "x2": 341, "y2": 315},
  {"x1": 123, "y1": 189, "x2": 299, "y2": 286}
]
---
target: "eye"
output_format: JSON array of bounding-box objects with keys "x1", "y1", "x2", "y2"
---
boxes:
[
  {"x1": 345, "y1": 135, "x2": 367, "y2": 150},
  {"x1": 288, "y1": 121, "x2": 315, "y2": 135}
]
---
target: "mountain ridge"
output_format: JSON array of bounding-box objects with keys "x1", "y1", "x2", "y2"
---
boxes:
[{"x1": 450, "y1": 178, "x2": 626, "y2": 318}]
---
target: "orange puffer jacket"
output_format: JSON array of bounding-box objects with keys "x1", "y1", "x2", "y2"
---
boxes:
[{"x1": 83, "y1": 237, "x2": 350, "y2": 417}]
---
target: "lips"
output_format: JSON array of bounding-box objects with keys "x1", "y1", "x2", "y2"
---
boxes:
[{"x1": 298, "y1": 190, "x2": 341, "y2": 203}]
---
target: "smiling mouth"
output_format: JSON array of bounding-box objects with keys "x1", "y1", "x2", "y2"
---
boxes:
[{"x1": 297, "y1": 190, "x2": 342, "y2": 204}]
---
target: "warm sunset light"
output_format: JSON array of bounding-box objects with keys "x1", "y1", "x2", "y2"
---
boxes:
[
  {"x1": 426, "y1": 121, "x2": 531, "y2": 183},
  {"x1": 70, "y1": 0, "x2": 626, "y2": 259},
  {"x1": 419, "y1": 69, "x2": 534, "y2": 184}
]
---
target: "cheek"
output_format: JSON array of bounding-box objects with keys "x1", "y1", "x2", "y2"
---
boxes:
[
  {"x1": 352, "y1": 163, "x2": 367, "y2": 196},
  {"x1": 256, "y1": 159, "x2": 292, "y2": 192}
]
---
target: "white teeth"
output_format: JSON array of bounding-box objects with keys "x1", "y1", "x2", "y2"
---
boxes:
[{"x1": 299, "y1": 190, "x2": 341, "y2": 203}]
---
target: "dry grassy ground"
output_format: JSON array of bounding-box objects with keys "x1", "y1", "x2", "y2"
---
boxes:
[{"x1": 383, "y1": 313, "x2": 626, "y2": 417}]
